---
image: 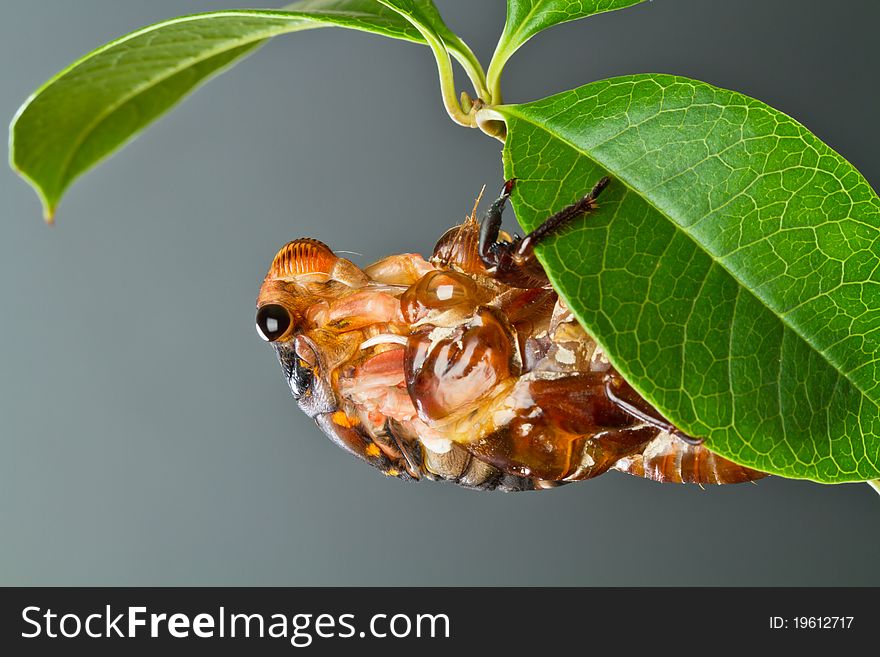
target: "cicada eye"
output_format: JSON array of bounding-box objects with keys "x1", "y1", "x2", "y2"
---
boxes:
[{"x1": 256, "y1": 304, "x2": 292, "y2": 342}]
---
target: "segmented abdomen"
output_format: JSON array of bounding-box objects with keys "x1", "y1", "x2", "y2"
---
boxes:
[{"x1": 614, "y1": 434, "x2": 765, "y2": 484}]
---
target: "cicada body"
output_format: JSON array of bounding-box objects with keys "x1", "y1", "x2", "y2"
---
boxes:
[{"x1": 256, "y1": 180, "x2": 765, "y2": 491}]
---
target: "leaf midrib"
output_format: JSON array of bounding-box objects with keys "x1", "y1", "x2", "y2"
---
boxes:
[
  {"x1": 499, "y1": 1, "x2": 645, "y2": 62},
  {"x1": 499, "y1": 103, "x2": 870, "y2": 407},
  {"x1": 501, "y1": 1, "x2": 547, "y2": 57}
]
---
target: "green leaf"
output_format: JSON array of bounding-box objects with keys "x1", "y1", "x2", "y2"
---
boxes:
[
  {"x1": 9, "y1": 0, "x2": 459, "y2": 221},
  {"x1": 494, "y1": 74, "x2": 880, "y2": 483},
  {"x1": 487, "y1": 0, "x2": 646, "y2": 101}
]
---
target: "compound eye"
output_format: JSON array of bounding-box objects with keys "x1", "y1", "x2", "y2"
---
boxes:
[{"x1": 256, "y1": 304, "x2": 292, "y2": 342}]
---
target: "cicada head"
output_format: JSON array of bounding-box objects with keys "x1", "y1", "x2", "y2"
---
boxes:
[
  {"x1": 257, "y1": 238, "x2": 368, "y2": 329},
  {"x1": 256, "y1": 238, "x2": 419, "y2": 479},
  {"x1": 256, "y1": 239, "x2": 367, "y2": 409}
]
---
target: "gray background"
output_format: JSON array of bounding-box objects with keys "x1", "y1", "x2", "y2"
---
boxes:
[{"x1": 2, "y1": 0, "x2": 879, "y2": 586}]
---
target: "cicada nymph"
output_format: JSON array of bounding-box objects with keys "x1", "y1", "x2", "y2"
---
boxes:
[{"x1": 256, "y1": 179, "x2": 765, "y2": 491}]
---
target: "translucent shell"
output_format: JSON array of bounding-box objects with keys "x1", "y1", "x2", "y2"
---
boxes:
[
  {"x1": 268, "y1": 238, "x2": 338, "y2": 280},
  {"x1": 400, "y1": 270, "x2": 483, "y2": 324},
  {"x1": 259, "y1": 228, "x2": 767, "y2": 489},
  {"x1": 431, "y1": 221, "x2": 483, "y2": 273},
  {"x1": 405, "y1": 307, "x2": 516, "y2": 422}
]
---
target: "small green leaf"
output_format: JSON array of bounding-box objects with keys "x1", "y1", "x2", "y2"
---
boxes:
[
  {"x1": 495, "y1": 74, "x2": 880, "y2": 483},
  {"x1": 9, "y1": 0, "x2": 452, "y2": 221},
  {"x1": 487, "y1": 0, "x2": 646, "y2": 101}
]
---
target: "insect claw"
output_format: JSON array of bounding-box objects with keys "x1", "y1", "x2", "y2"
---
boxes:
[
  {"x1": 591, "y1": 176, "x2": 611, "y2": 199},
  {"x1": 503, "y1": 178, "x2": 517, "y2": 194}
]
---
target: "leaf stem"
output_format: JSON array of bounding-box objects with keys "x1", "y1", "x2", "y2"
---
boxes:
[
  {"x1": 424, "y1": 31, "x2": 472, "y2": 126},
  {"x1": 868, "y1": 480, "x2": 880, "y2": 497},
  {"x1": 485, "y1": 44, "x2": 510, "y2": 106},
  {"x1": 383, "y1": 9, "x2": 472, "y2": 127},
  {"x1": 375, "y1": 2, "x2": 489, "y2": 128},
  {"x1": 449, "y1": 45, "x2": 489, "y2": 103}
]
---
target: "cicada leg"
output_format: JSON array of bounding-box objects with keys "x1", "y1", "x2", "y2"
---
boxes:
[
  {"x1": 451, "y1": 371, "x2": 660, "y2": 482},
  {"x1": 603, "y1": 375, "x2": 704, "y2": 445},
  {"x1": 314, "y1": 411, "x2": 416, "y2": 481},
  {"x1": 461, "y1": 372, "x2": 766, "y2": 485},
  {"x1": 601, "y1": 374, "x2": 767, "y2": 484},
  {"x1": 479, "y1": 177, "x2": 611, "y2": 288}
]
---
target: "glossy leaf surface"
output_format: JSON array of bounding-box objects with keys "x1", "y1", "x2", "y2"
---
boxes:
[{"x1": 498, "y1": 74, "x2": 880, "y2": 482}]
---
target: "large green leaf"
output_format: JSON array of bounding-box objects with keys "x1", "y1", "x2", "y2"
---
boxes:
[
  {"x1": 494, "y1": 74, "x2": 880, "y2": 483},
  {"x1": 486, "y1": 0, "x2": 646, "y2": 100},
  {"x1": 10, "y1": 0, "x2": 471, "y2": 221}
]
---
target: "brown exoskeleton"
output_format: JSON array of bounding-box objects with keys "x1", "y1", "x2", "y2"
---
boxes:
[{"x1": 256, "y1": 178, "x2": 765, "y2": 491}]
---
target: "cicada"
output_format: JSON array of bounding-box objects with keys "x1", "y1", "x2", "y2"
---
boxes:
[{"x1": 256, "y1": 179, "x2": 764, "y2": 491}]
